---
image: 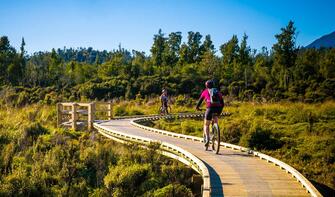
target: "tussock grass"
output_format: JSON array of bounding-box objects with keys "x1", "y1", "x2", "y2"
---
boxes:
[
  {"x1": 0, "y1": 104, "x2": 198, "y2": 196},
  {"x1": 145, "y1": 101, "x2": 335, "y2": 192}
]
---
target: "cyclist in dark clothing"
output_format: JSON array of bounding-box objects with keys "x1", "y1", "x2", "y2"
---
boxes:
[
  {"x1": 160, "y1": 89, "x2": 169, "y2": 114},
  {"x1": 196, "y1": 80, "x2": 224, "y2": 147}
]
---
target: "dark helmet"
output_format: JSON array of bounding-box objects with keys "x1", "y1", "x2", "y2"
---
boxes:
[
  {"x1": 162, "y1": 89, "x2": 167, "y2": 93},
  {"x1": 205, "y1": 80, "x2": 214, "y2": 88}
]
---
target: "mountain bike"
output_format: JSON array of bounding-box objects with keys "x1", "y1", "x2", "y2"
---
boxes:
[
  {"x1": 202, "y1": 111, "x2": 221, "y2": 154},
  {"x1": 158, "y1": 104, "x2": 171, "y2": 115}
]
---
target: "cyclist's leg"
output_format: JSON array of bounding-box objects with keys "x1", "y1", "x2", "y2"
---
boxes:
[
  {"x1": 159, "y1": 105, "x2": 163, "y2": 114},
  {"x1": 204, "y1": 108, "x2": 212, "y2": 145},
  {"x1": 204, "y1": 119, "x2": 211, "y2": 146},
  {"x1": 164, "y1": 103, "x2": 169, "y2": 114},
  {"x1": 212, "y1": 115, "x2": 218, "y2": 124}
]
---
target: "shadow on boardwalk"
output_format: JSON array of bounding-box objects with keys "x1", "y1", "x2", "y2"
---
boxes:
[{"x1": 203, "y1": 161, "x2": 224, "y2": 197}]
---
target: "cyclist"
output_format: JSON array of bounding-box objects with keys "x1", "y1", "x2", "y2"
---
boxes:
[
  {"x1": 196, "y1": 80, "x2": 224, "y2": 147},
  {"x1": 160, "y1": 89, "x2": 169, "y2": 114}
]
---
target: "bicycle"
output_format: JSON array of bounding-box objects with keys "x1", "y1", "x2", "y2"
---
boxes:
[
  {"x1": 158, "y1": 104, "x2": 171, "y2": 115},
  {"x1": 201, "y1": 111, "x2": 221, "y2": 154}
]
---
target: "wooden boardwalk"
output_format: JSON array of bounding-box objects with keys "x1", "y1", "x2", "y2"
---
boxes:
[{"x1": 95, "y1": 118, "x2": 311, "y2": 197}]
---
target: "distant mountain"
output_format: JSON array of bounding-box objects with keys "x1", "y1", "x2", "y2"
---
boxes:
[{"x1": 306, "y1": 31, "x2": 335, "y2": 49}]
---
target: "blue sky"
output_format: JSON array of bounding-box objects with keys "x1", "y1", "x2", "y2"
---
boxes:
[{"x1": 1, "y1": 0, "x2": 334, "y2": 54}]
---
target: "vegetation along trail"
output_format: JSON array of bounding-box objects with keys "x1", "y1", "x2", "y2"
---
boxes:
[{"x1": 95, "y1": 117, "x2": 311, "y2": 196}]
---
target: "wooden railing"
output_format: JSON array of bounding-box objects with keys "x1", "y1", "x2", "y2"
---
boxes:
[
  {"x1": 57, "y1": 106, "x2": 322, "y2": 197},
  {"x1": 93, "y1": 121, "x2": 210, "y2": 197},
  {"x1": 57, "y1": 102, "x2": 113, "y2": 131},
  {"x1": 131, "y1": 114, "x2": 323, "y2": 197}
]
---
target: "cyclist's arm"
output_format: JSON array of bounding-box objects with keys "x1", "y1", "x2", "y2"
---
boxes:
[
  {"x1": 160, "y1": 95, "x2": 163, "y2": 105},
  {"x1": 220, "y1": 95, "x2": 224, "y2": 107},
  {"x1": 196, "y1": 97, "x2": 204, "y2": 110}
]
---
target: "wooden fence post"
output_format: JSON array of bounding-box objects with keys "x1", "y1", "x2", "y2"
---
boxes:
[
  {"x1": 88, "y1": 102, "x2": 95, "y2": 131},
  {"x1": 71, "y1": 103, "x2": 78, "y2": 130},
  {"x1": 57, "y1": 103, "x2": 62, "y2": 128},
  {"x1": 108, "y1": 101, "x2": 113, "y2": 120}
]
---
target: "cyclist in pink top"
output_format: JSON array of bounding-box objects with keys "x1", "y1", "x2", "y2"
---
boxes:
[{"x1": 196, "y1": 80, "x2": 224, "y2": 147}]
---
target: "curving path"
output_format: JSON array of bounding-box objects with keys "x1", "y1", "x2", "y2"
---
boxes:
[{"x1": 94, "y1": 115, "x2": 319, "y2": 197}]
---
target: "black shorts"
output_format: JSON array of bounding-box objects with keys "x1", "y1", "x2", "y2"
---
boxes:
[{"x1": 205, "y1": 107, "x2": 222, "y2": 120}]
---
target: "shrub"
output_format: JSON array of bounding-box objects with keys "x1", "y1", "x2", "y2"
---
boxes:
[
  {"x1": 104, "y1": 164, "x2": 149, "y2": 195},
  {"x1": 241, "y1": 127, "x2": 283, "y2": 150},
  {"x1": 23, "y1": 123, "x2": 48, "y2": 144},
  {"x1": 181, "y1": 121, "x2": 196, "y2": 134},
  {"x1": 152, "y1": 184, "x2": 193, "y2": 197},
  {"x1": 113, "y1": 105, "x2": 129, "y2": 116},
  {"x1": 129, "y1": 109, "x2": 144, "y2": 115}
]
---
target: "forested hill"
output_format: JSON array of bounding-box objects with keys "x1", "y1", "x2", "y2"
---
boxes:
[
  {"x1": 306, "y1": 31, "x2": 335, "y2": 49},
  {"x1": 0, "y1": 21, "x2": 334, "y2": 107},
  {"x1": 55, "y1": 47, "x2": 111, "y2": 64}
]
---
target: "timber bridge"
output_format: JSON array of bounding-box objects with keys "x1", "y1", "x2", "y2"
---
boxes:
[{"x1": 57, "y1": 102, "x2": 322, "y2": 197}]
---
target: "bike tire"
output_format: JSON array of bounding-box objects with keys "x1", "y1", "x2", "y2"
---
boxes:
[
  {"x1": 158, "y1": 106, "x2": 163, "y2": 115},
  {"x1": 211, "y1": 123, "x2": 220, "y2": 154},
  {"x1": 203, "y1": 133, "x2": 209, "y2": 151}
]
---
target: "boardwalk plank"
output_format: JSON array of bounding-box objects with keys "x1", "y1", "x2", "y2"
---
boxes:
[{"x1": 96, "y1": 119, "x2": 309, "y2": 197}]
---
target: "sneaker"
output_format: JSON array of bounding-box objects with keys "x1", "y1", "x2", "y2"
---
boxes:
[{"x1": 204, "y1": 142, "x2": 209, "y2": 150}]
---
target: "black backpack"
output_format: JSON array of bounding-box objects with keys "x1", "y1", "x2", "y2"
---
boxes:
[{"x1": 208, "y1": 88, "x2": 220, "y2": 105}]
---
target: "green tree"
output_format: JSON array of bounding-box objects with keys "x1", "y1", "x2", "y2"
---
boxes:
[
  {"x1": 178, "y1": 43, "x2": 189, "y2": 65},
  {"x1": 0, "y1": 36, "x2": 23, "y2": 85},
  {"x1": 319, "y1": 48, "x2": 335, "y2": 79},
  {"x1": 200, "y1": 34, "x2": 215, "y2": 55},
  {"x1": 239, "y1": 33, "x2": 252, "y2": 87},
  {"x1": 220, "y1": 35, "x2": 239, "y2": 81},
  {"x1": 162, "y1": 32, "x2": 182, "y2": 67},
  {"x1": 151, "y1": 29, "x2": 166, "y2": 67},
  {"x1": 294, "y1": 49, "x2": 319, "y2": 81},
  {"x1": 272, "y1": 20, "x2": 298, "y2": 89},
  {"x1": 187, "y1": 31, "x2": 203, "y2": 63}
]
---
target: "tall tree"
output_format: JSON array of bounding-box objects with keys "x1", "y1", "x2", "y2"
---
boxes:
[
  {"x1": 319, "y1": 48, "x2": 335, "y2": 79},
  {"x1": 220, "y1": 35, "x2": 239, "y2": 81},
  {"x1": 150, "y1": 29, "x2": 166, "y2": 67},
  {"x1": 239, "y1": 33, "x2": 252, "y2": 87},
  {"x1": 178, "y1": 43, "x2": 189, "y2": 65},
  {"x1": 0, "y1": 36, "x2": 23, "y2": 85},
  {"x1": 20, "y1": 37, "x2": 27, "y2": 84},
  {"x1": 272, "y1": 20, "x2": 298, "y2": 89},
  {"x1": 0, "y1": 36, "x2": 11, "y2": 84},
  {"x1": 200, "y1": 35, "x2": 215, "y2": 55},
  {"x1": 162, "y1": 32, "x2": 182, "y2": 66},
  {"x1": 20, "y1": 38, "x2": 26, "y2": 58},
  {"x1": 0, "y1": 36, "x2": 11, "y2": 51},
  {"x1": 220, "y1": 35, "x2": 239, "y2": 65},
  {"x1": 187, "y1": 31, "x2": 202, "y2": 63}
]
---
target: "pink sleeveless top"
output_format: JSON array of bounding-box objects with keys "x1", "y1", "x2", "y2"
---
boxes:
[{"x1": 200, "y1": 89, "x2": 223, "y2": 108}]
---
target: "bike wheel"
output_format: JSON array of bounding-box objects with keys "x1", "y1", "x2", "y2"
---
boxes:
[
  {"x1": 158, "y1": 106, "x2": 163, "y2": 115},
  {"x1": 203, "y1": 133, "x2": 209, "y2": 151},
  {"x1": 211, "y1": 123, "x2": 220, "y2": 154}
]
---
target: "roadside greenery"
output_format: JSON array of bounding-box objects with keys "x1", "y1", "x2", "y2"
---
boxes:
[
  {"x1": 1, "y1": 19, "x2": 334, "y2": 196},
  {"x1": 0, "y1": 105, "x2": 198, "y2": 196},
  {"x1": 150, "y1": 101, "x2": 335, "y2": 193},
  {"x1": 1, "y1": 21, "x2": 334, "y2": 105}
]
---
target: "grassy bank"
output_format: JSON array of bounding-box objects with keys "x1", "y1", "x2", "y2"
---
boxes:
[
  {"x1": 146, "y1": 101, "x2": 335, "y2": 194},
  {"x1": 0, "y1": 105, "x2": 198, "y2": 196}
]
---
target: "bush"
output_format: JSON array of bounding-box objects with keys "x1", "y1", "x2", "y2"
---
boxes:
[
  {"x1": 113, "y1": 105, "x2": 129, "y2": 116},
  {"x1": 241, "y1": 127, "x2": 283, "y2": 150},
  {"x1": 104, "y1": 164, "x2": 149, "y2": 196},
  {"x1": 181, "y1": 121, "x2": 197, "y2": 134},
  {"x1": 129, "y1": 109, "x2": 144, "y2": 115},
  {"x1": 23, "y1": 123, "x2": 48, "y2": 145},
  {"x1": 152, "y1": 184, "x2": 193, "y2": 197},
  {"x1": 222, "y1": 122, "x2": 244, "y2": 144}
]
